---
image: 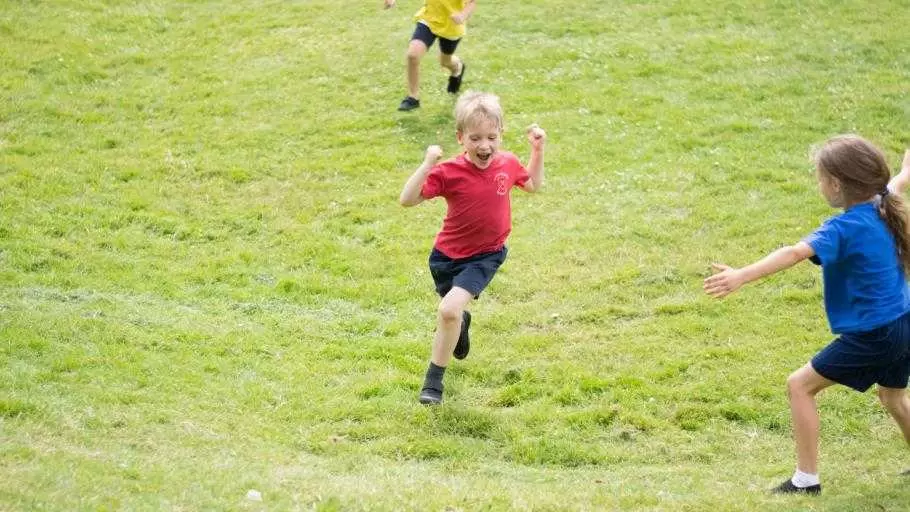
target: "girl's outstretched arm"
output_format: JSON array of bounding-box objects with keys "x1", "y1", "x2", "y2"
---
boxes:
[
  {"x1": 704, "y1": 242, "x2": 815, "y2": 298},
  {"x1": 887, "y1": 150, "x2": 910, "y2": 195},
  {"x1": 400, "y1": 145, "x2": 442, "y2": 206}
]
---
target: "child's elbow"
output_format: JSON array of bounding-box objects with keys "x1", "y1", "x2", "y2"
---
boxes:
[{"x1": 525, "y1": 181, "x2": 542, "y2": 193}]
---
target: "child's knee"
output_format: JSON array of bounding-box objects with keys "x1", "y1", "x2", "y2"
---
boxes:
[
  {"x1": 406, "y1": 41, "x2": 426, "y2": 60},
  {"x1": 785, "y1": 370, "x2": 815, "y2": 398},
  {"x1": 785, "y1": 372, "x2": 802, "y2": 396},
  {"x1": 877, "y1": 387, "x2": 908, "y2": 413},
  {"x1": 785, "y1": 364, "x2": 830, "y2": 398},
  {"x1": 436, "y1": 302, "x2": 462, "y2": 323}
]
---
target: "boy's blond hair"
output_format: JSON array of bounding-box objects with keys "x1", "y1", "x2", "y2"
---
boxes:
[{"x1": 454, "y1": 91, "x2": 503, "y2": 133}]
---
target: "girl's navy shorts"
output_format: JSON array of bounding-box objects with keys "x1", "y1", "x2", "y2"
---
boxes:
[
  {"x1": 411, "y1": 22, "x2": 461, "y2": 55},
  {"x1": 811, "y1": 310, "x2": 910, "y2": 391},
  {"x1": 428, "y1": 246, "x2": 507, "y2": 298}
]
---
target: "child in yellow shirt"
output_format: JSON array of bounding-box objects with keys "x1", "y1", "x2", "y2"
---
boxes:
[{"x1": 385, "y1": 0, "x2": 476, "y2": 111}]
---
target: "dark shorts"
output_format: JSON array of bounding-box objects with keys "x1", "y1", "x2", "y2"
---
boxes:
[
  {"x1": 811, "y1": 311, "x2": 910, "y2": 392},
  {"x1": 428, "y1": 246, "x2": 507, "y2": 298},
  {"x1": 411, "y1": 22, "x2": 461, "y2": 55}
]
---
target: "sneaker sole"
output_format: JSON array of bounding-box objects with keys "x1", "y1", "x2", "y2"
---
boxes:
[{"x1": 771, "y1": 479, "x2": 821, "y2": 495}]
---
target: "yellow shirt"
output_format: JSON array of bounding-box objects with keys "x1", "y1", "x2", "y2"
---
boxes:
[{"x1": 414, "y1": 0, "x2": 466, "y2": 40}]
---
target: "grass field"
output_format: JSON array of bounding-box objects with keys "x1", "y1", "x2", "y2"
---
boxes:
[{"x1": 2, "y1": 0, "x2": 910, "y2": 510}]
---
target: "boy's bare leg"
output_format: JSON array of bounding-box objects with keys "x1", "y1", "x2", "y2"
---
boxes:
[
  {"x1": 440, "y1": 52, "x2": 465, "y2": 94},
  {"x1": 419, "y1": 287, "x2": 472, "y2": 404},
  {"x1": 878, "y1": 386, "x2": 910, "y2": 444},
  {"x1": 439, "y1": 53, "x2": 461, "y2": 76},
  {"x1": 431, "y1": 287, "x2": 472, "y2": 366},
  {"x1": 786, "y1": 364, "x2": 836, "y2": 474},
  {"x1": 405, "y1": 39, "x2": 428, "y2": 99}
]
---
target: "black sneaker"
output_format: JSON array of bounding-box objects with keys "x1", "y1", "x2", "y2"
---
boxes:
[
  {"x1": 453, "y1": 311, "x2": 471, "y2": 360},
  {"x1": 418, "y1": 386, "x2": 443, "y2": 405},
  {"x1": 771, "y1": 478, "x2": 821, "y2": 495},
  {"x1": 447, "y1": 62, "x2": 465, "y2": 94},
  {"x1": 398, "y1": 96, "x2": 420, "y2": 111}
]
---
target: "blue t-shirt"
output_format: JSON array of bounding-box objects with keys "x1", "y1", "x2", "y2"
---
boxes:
[{"x1": 804, "y1": 202, "x2": 910, "y2": 333}]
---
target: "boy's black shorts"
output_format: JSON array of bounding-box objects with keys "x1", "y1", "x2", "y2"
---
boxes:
[
  {"x1": 411, "y1": 22, "x2": 461, "y2": 55},
  {"x1": 428, "y1": 246, "x2": 507, "y2": 298}
]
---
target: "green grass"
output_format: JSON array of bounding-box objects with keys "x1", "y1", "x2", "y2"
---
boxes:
[{"x1": 2, "y1": 0, "x2": 910, "y2": 509}]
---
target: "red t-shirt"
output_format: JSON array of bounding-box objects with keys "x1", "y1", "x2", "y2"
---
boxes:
[{"x1": 421, "y1": 151, "x2": 529, "y2": 259}]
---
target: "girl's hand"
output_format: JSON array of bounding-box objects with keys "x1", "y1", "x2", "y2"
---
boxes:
[
  {"x1": 451, "y1": 12, "x2": 467, "y2": 24},
  {"x1": 526, "y1": 123, "x2": 546, "y2": 150},
  {"x1": 903, "y1": 149, "x2": 910, "y2": 174},
  {"x1": 703, "y1": 263, "x2": 745, "y2": 298},
  {"x1": 384, "y1": 0, "x2": 395, "y2": 9},
  {"x1": 425, "y1": 145, "x2": 443, "y2": 163}
]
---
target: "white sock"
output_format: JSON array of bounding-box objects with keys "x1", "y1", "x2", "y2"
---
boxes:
[{"x1": 791, "y1": 469, "x2": 820, "y2": 488}]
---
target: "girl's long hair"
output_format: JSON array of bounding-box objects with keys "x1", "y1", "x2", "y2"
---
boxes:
[{"x1": 815, "y1": 135, "x2": 910, "y2": 273}]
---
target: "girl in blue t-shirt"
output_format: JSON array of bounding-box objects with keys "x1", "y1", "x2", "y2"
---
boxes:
[{"x1": 704, "y1": 135, "x2": 910, "y2": 495}]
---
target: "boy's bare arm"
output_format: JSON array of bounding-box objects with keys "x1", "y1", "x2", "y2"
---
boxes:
[
  {"x1": 451, "y1": 0, "x2": 476, "y2": 24},
  {"x1": 887, "y1": 150, "x2": 910, "y2": 195},
  {"x1": 521, "y1": 124, "x2": 546, "y2": 193},
  {"x1": 400, "y1": 146, "x2": 443, "y2": 206}
]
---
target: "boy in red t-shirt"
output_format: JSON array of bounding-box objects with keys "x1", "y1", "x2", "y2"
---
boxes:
[{"x1": 399, "y1": 91, "x2": 547, "y2": 404}]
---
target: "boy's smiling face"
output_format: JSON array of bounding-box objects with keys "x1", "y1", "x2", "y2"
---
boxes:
[{"x1": 457, "y1": 118, "x2": 502, "y2": 170}]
